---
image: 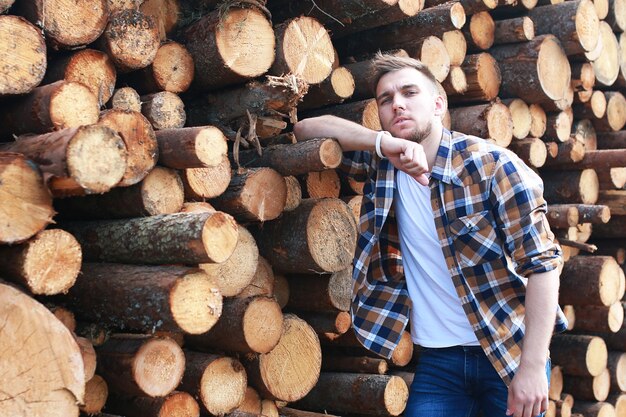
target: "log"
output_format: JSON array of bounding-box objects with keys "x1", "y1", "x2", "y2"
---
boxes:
[
  {"x1": 530, "y1": 103, "x2": 548, "y2": 138},
  {"x1": 0, "y1": 229, "x2": 81, "y2": 295},
  {"x1": 198, "y1": 225, "x2": 259, "y2": 297},
  {"x1": 594, "y1": 216, "x2": 626, "y2": 238},
  {"x1": 503, "y1": 98, "x2": 532, "y2": 139},
  {"x1": 442, "y1": 30, "x2": 467, "y2": 67},
  {"x1": 99, "y1": 9, "x2": 160, "y2": 72},
  {"x1": 543, "y1": 109, "x2": 573, "y2": 143},
  {"x1": 138, "y1": 0, "x2": 180, "y2": 41},
  {"x1": 14, "y1": 0, "x2": 107, "y2": 49},
  {"x1": 489, "y1": 35, "x2": 571, "y2": 104},
  {"x1": 559, "y1": 256, "x2": 620, "y2": 306},
  {"x1": 542, "y1": 169, "x2": 599, "y2": 204},
  {"x1": 235, "y1": 138, "x2": 342, "y2": 176},
  {"x1": 0, "y1": 0, "x2": 13, "y2": 14},
  {"x1": 463, "y1": 12, "x2": 495, "y2": 51},
  {"x1": 187, "y1": 296, "x2": 283, "y2": 354},
  {"x1": 0, "y1": 16, "x2": 46, "y2": 95},
  {"x1": 449, "y1": 101, "x2": 513, "y2": 147},
  {"x1": 574, "y1": 91, "x2": 607, "y2": 121},
  {"x1": 596, "y1": 0, "x2": 610, "y2": 19},
  {"x1": 253, "y1": 198, "x2": 357, "y2": 274},
  {"x1": 571, "y1": 62, "x2": 595, "y2": 92},
  {"x1": 550, "y1": 334, "x2": 607, "y2": 377},
  {"x1": 585, "y1": 239, "x2": 625, "y2": 263},
  {"x1": 0, "y1": 125, "x2": 127, "y2": 197},
  {"x1": 572, "y1": 302, "x2": 624, "y2": 333},
  {"x1": 441, "y1": 66, "x2": 468, "y2": 95},
  {"x1": 549, "y1": 366, "x2": 564, "y2": 401},
  {"x1": 274, "y1": 274, "x2": 290, "y2": 309},
  {"x1": 156, "y1": 126, "x2": 227, "y2": 170},
  {"x1": 295, "y1": 311, "x2": 352, "y2": 335},
  {"x1": 61, "y1": 211, "x2": 238, "y2": 265},
  {"x1": 179, "y1": 5, "x2": 275, "y2": 90},
  {"x1": 123, "y1": 41, "x2": 194, "y2": 94},
  {"x1": 271, "y1": 17, "x2": 334, "y2": 85},
  {"x1": 593, "y1": 22, "x2": 621, "y2": 86},
  {"x1": 335, "y1": 2, "x2": 465, "y2": 58},
  {"x1": 302, "y1": 99, "x2": 381, "y2": 130},
  {"x1": 608, "y1": 394, "x2": 626, "y2": 417},
  {"x1": 106, "y1": 391, "x2": 200, "y2": 417},
  {"x1": 75, "y1": 321, "x2": 109, "y2": 347},
  {"x1": 322, "y1": 355, "x2": 388, "y2": 374},
  {"x1": 209, "y1": 168, "x2": 286, "y2": 222},
  {"x1": 286, "y1": 269, "x2": 352, "y2": 312},
  {"x1": 545, "y1": 142, "x2": 559, "y2": 160},
  {"x1": 54, "y1": 166, "x2": 184, "y2": 220},
  {"x1": 543, "y1": 149, "x2": 626, "y2": 170},
  {"x1": 572, "y1": 118, "x2": 598, "y2": 151},
  {"x1": 75, "y1": 336, "x2": 96, "y2": 382},
  {"x1": 293, "y1": 373, "x2": 408, "y2": 416},
  {"x1": 447, "y1": 53, "x2": 501, "y2": 103},
  {"x1": 572, "y1": 402, "x2": 616, "y2": 417},
  {"x1": 542, "y1": 139, "x2": 585, "y2": 167},
  {"x1": 547, "y1": 205, "x2": 580, "y2": 229},
  {"x1": 64, "y1": 263, "x2": 223, "y2": 334},
  {"x1": 343, "y1": 49, "x2": 409, "y2": 102},
  {"x1": 407, "y1": 35, "x2": 451, "y2": 83},
  {"x1": 235, "y1": 386, "x2": 261, "y2": 414},
  {"x1": 244, "y1": 314, "x2": 322, "y2": 402},
  {"x1": 0, "y1": 80, "x2": 99, "y2": 138},
  {"x1": 48, "y1": 305, "x2": 76, "y2": 332},
  {"x1": 262, "y1": 400, "x2": 279, "y2": 417},
  {"x1": 300, "y1": 170, "x2": 341, "y2": 199},
  {"x1": 43, "y1": 49, "x2": 116, "y2": 106},
  {"x1": 606, "y1": 0, "x2": 626, "y2": 32},
  {"x1": 507, "y1": 137, "x2": 547, "y2": 168},
  {"x1": 599, "y1": 191, "x2": 626, "y2": 215},
  {"x1": 597, "y1": 130, "x2": 626, "y2": 149},
  {"x1": 236, "y1": 256, "x2": 275, "y2": 299},
  {"x1": 97, "y1": 335, "x2": 185, "y2": 397},
  {"x1": 493, "y1": 16, "x2": 534, "y2": 45},
  {"x1": 180, "y1": 351, "x2": 247, "y2": 416},
  {"x1": 284, "y1": 176, "x2": 303, "y2": 212},
  {"x1": 141, "y1": 91, "x2": 186, "y2": 130},
  {"x1": 98, "y1": 109, "x2": 159, "y2": 187},
  {"x1": 528, "y1": 0, "x2": 600, "y2": 55},
  {"x1": 280, "y1": 407, "x2": 340, "y2": 417},
  {"x1": 563, "y1": 368, "x2": 611, "y2": 402},
  {"x1": 80, "y1": 375, "x2": 108, "y2": 415},
  {"x1": 299, "y1": 67, "x2": 355, "y2": 111},
  {"x1": 576, "y1": 204, "x2": 612, "y2": 223},
  {"x1": 182, "y1": 155, "x2": 232, "y2": 200},
  {"x1": 109, "y1": 87, "x2": 142, "y2": 112},
  {"x1": 0, "y1": 153, "x2": 54, "y2": 244},
  {"x1": 608, "y1": 351, "x2": 626, "y2": 393},
  {"x1": 593, "y1": 92, "x2": 626, "y2": 133},
  {"x1": 0, "y1": 282, "x2": 84, "y2": 417}
]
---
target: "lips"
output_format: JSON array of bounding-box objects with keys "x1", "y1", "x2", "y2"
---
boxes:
[{"x1": 393, "y1": 116, "x2": 410, "y2": 126}]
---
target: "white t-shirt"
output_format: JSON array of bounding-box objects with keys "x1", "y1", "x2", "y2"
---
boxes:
[{"x1": 394, "y1": 170, "x2": 479, "y2": 347}]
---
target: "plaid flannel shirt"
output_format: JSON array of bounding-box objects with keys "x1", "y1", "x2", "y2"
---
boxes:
[{"x1": 343, "y1": 128, "x2": 567, "y2": 385}]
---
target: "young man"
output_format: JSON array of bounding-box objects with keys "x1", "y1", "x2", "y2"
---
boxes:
[{"x1": 293, "y1": 54, "x2": 567, "y2": 417}]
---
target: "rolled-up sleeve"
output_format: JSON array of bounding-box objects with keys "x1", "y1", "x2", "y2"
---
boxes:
[{"x1": 338, "y1": 150, "x2": 372, "y2": 182}]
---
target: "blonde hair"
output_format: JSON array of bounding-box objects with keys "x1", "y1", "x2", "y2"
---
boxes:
[{"x1": 369, "y1": 52, "x2": 439, "y2": 95}]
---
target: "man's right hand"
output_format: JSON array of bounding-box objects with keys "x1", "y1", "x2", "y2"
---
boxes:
[{"x1": 381, "y1": 135, "x2": 430, "y2": 186}]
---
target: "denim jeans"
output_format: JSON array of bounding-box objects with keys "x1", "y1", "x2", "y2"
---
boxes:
[{"x1": 404, "y1": 345, "x2": 551, "y2": 417}]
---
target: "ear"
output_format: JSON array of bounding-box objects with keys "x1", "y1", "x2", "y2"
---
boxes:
[{"x1": 433, "y1": 93, "x2": 447, "y2": 117}]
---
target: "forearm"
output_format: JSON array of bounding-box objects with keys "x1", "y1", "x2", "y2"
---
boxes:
[
  {"x1": 520, "y1": 269, "x2": 560, "y2": 368},
  {"x1": 293, "y1": 115, "x2": 379, "y2": 152}
]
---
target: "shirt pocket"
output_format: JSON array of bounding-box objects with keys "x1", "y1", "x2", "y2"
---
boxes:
[{"x1": 448, "y1": 210, "x2": 504, "y2": 268}]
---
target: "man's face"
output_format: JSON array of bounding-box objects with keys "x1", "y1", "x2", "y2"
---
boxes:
[{"x1": 375, "y1": 67, "x2": 445, "y2": 143}]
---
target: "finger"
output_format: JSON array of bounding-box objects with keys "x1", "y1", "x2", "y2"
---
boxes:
[
  {"x1": 531, "y1": 401, "x2": 542, "y2": 417},
  {"x1": 522, "y1": 402, "x2": 533, "y2": 417},
  {"x1": 506, "y1": 391, "x2": 515, "y2": 416},
  {"x1": 414, "y1": 173, "x2": 429, "y2": 186}
]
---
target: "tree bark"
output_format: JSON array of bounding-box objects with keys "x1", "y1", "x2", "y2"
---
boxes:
[
  {"x1": 61, "y1": 211, "x2": 238, "y2": 264},
  {"x1": 493, "y1": 16, "x2": 534, "y2": 45},
  {"x1": 593, "y1": 92, "x2": 626, "y2": 132},
  {"x1": 343, "y1": 49, "x2": 409, "y2": 102},
  {"x1": 156, "y1": 126, "x2": 227, "y2": 169},
  {"x1": 597, "y1": 130, "x2": 626, "y2": 149},
  {"x1": 0, "y1": 153, "x2": 54, "y2": 244},
  {"x1": 182, "y1": 155, "x2": 232, "y2": 199},
  {"x1": 598, "y1": 191, "x2": 626, "y2": 215},
  {"x1": 286, "y1": 269, "x2": 352, "y2": 312},
  {"x1": 560, "y1": 256, "x2": 622, "y2": 306},
  {"x1": 571, "y1": 401, "x2": 616, "y2": 417},
  {"x1": 550, "y1": 334, "x2": 608, "y2": 377},
  {"x1": 98, "y1": 9, "x2": 160, "y2": 72},
  {"x1": 563, "y1": 369, "x2": 611, "y2": 402},
  {"x1": 302, "y1": 99, "x2": 381, "y2": 130},
  {"x1": 105, "y1": 391, "x2": 200, "y2": 417},
  {"x1": 141, "y1": 91, "x2": 186, "y2": 130},
  {"x1": 180, "y1": 351, "x2": 247, "y2": 416},
  {"x1": 507, "y1": 137, "x2": 547, "y2": 168},
  {"x1": 244, "y1": 314, "x2": 322, "y2": 402},
  {"x1": 295, "y1": 311, "x2": 352, "y2": 335},
  {"x1": 447, "y1": 53, "x2": 501, "y2": 104},
  {"x1": 449, "y1": 101, "x2": 513, "y2": 147},
  {"x1": 0, "y1": 80, "x2": 99, "y2": 138},
  {"x1": 98, "y1": 109, "x2": 159, "y2": 187},
  {"x1": 293, "y1": 373, "x2": 409, "y2": 416},
  {"x1": 0, "y1": 282, "x2": 85, "y2": 417},
  {"x1": 96, "y1": 335, "x2": 185, "y2": 397},
  {"x1": 547, "y1": 204, "x2": 580, "y2": 228},
  {"x1": 594, "y1": 216, "x2": 626, "y2": 238},
  {"x1": 299, "y1": 67, "x2": 356, "y2": 110},
  {"x1": 543, "y1": 149, "x2": 626, "y2": 170},
  {"x1": 14, "y1": 0, "x2": 107, "y2": 49},
  {"x1": 44, "y1": 49, "x2": 116, "y2": 106},
  {"x1": 322, "y1": 355, "x2": 388, "y2": 374},
  {"x1": 0, "y1": 0, "x2": 14, "y2": 14},
  {"x1": 0, "y1": 16, "x2": 46, "y2": 95},
  {"x1": 63, "y1": 263, "x2": 223, "y2": 334},
  {"x1": 542, "y1": 139, "x2": 585, "y2": 168},
  {"x1": 54, "y1": 166, "x2": 184, "y2": 220},
  {"x1": 186, "y1": 296, "x2": 283, "y2": 354},
  {"x1": 0, "y1": 229, "x2": 81, "y2": 295},
  {"x1": 577, "y1": 204, "x2": 612, "y2": 223},
  {"x1": 608, "y1": 351, "x2": 626, "y2": 393},
  {"x1": 198, "y1": 226, "x2": 259, "y2": 297},
  {"x1": 178, "y1": 6, "x2": 275, "y2": 90},
  {"x1": 0, "y1": 125, "x2": 127, "y2": 196},
  {"x1": 542, "y1": 169, "x2": 599, "y2": 204}
]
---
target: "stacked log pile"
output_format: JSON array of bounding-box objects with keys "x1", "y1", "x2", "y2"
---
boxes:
[{"x1": 1, "y1": 0, "x2": 626, "y2": 416}]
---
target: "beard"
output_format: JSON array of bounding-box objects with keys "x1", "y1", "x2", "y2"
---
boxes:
[{"x1": 403, "y1": 120, "x2": 432, "y2": 144}]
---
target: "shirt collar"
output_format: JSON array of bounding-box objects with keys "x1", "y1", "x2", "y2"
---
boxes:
[{"x1": 430, "y1": 127, "x2": 461, "y2": 186}]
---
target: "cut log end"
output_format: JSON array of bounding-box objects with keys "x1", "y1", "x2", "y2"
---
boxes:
[
  {"x1": 104, "y1": 10, "x2": 160, "y2": 72},
  {"x1": 319, "y1": 140, "x2": 343, "y2": 169},
  {"x1": 580, "y1": 169, "x2": 600, "y2": 204},
  {"x1": 38, "y1": 0, "x2": 108, "y2": 47},
  {"x1": 195, "y1": 126, "x2": 228, "y2": 167},
  {"x1": 141, "y1": 91, "x2": 186, "y2": 130},
  {"x1": 152, "y1": 42, "x2": 195, "y2": 93},
  {"x1": 284, "y1": 175, "x2": 303, "y2": 212},
  {"x1": 51, "y1": 81, "x2": 100, "y2": 130},
  {"x1": 363, "y1": 100, "x2": 382, "y2": 130},
  {"x1": 134, "y1": 337, "x2": 186, "y2": 397},
  {"x1": 450, "y1": 2, "x2": 467, "y2": 29},
  {"x1": 243, "y1": 297, "x2": 284, "y2": 353},
  {"x1": 279, "y1": 17, "x2": 334, "y2": 85},
  {"x1": 577, "y1": 0, "x2": 601, "y2": 52},
  {"x1": 537, "y1": 36, "x2": 571, "y2": 101},
  {"x1": 110, "y1": 87, "x2": 142, "y2": 112},
  {"x1": 508, "y1": 99, "x2": 532, "y2": 139},
  {"x1": 67, "y1": 125, "x2": 128, "y2": 194},
  {"x1": 140, "y1": 166, "x2": 185, "y2": 216},
  {"x1": 63, "y1": 49, "x2": 116, "y2": 106},
  {"x1": 0, "y1": 16, "x2": 46, "y2": 95},
  {"x1": 159, "y1": 391, "x2": 201, "y2": 417},
  {"x1": 80, "y1": 375, "x2": 108, "y2": 415},
  {"x1": 529, "y1": 104, "x2": 547, "y2": 138},
  {"x1": 606, "y1": 92, "x2": 626, "y2": 131},
  {"x1": 385, "y1": 376, "x2": 410, "y2": 416},
  {"x1": 591, "y1": 90, "x2": 608, "y2": 118},
  {"x1": 183, "y1": 156, "x2": 232, "y2": 199},
  {"x1": 588, "y1": 337, "x2": 609, "y2": 377},
  {"x1": 170, "y1": 271, "x2": 223, "y2": 334},
  {"x1": 241, "y1": 168, "x2": 287, "y2": 222},
  {"x1": 330, "y1": 67, "x2": 355, "y2": 99},
  {"x1": 487, "y1": 102, "x2": 513, "y2": 148},
  {"x1": 469, "y1": 12, "x2": 495, "y2": 50},
  {"x1": 19, "y1": 229, "x2": 82, "y2": 295},
  {"x1": 391, "y1": 331, "x2": 414, "y2": 367},
  {"x1": 415, "y1": 36, "x2": 450, "y2": 83},
  {"x1": 200, "y1": 357, "x2": 247, "y2": 415},
  {"x1": 308, "y1": 199, "x2": 358, "y2": 272},
  {"x1": 201, "y1": 211, "x2": 239, "y2": 264},
  {"x1": 216, "y1": 8, "x2": 275, "y2": 79},
  {"x1": 476, "y1": 53, "x2": 500, "y2": 101}
]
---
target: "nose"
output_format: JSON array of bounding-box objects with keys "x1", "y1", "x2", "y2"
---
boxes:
[{"x1": 392, "y1": 94, "x2": 405, "y2": 112}]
